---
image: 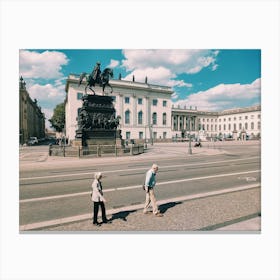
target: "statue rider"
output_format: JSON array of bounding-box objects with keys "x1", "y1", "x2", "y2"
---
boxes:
[{"x1": 91, "y1": 61, "x2": 101, "y2": 86}]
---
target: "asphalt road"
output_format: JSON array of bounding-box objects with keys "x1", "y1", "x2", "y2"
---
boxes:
[{"x1": 19, "y1": 141, "x2": 261, "y2": 228}]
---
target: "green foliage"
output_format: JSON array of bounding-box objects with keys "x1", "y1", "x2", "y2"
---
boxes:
[{"x1": 49, "y1": 103, "x2": 65, "y2": 132}]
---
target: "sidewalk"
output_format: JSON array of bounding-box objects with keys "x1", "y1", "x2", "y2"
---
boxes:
[{"x1": 32, "y1": 186, "x2": 261, "y2": 232}]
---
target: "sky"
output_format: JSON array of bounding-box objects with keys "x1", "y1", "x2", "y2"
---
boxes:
[{"x1": 19, "y1": 49, "x2": 261, "y2": 129}]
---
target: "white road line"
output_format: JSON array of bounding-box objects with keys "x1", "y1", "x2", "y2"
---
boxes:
[
  {"x1": 19, "y1": 183, "x2": 260, "y2": 231},
  {"x1": 19, "y1": 169, "x2": 260, "y2": 203},
  {"x1": 20, "y1": 156, "x2": 260, "y2": 181}
]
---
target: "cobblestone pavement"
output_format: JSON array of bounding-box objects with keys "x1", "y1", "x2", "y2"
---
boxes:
[{"x1": 38, "y1": 187, "x2": 261, "y2": 233}]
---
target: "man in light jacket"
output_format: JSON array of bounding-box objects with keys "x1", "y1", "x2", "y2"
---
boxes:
[{"x1": 143, "y1": 164, "x2": 163, "y2": 217}]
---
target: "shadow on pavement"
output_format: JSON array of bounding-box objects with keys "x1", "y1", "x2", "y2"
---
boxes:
[
  {"x1": 110, "y1": 210, "x2": 137, "y2": 222},
  {"x1": 158, "y1": 201, "x2": 182, "y2": 214}
]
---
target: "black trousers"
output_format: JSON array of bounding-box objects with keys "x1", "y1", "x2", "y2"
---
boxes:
[{"x1": 93, "y1": 201, "x2": 107, "y2": 223}]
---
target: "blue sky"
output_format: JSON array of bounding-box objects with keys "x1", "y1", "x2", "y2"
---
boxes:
[{"x1": 19, "y1": 49, "x2": 261, "y2": 128}]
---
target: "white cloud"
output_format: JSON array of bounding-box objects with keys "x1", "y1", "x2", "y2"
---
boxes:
[
  {"x1": 28, "y1": 82, "x2": 65, "y2": 104},
  {"x1": 174, "y1": 78, "x2": 261, "y2": 111},
  {"x1": 122, "y1": 49, "x2": 219, "y2": 74},
  {"x1": 121, "y1": 49, "x2": 218, "y2": 89},
  {"x1": 108, "y1": 59, "x2": 119, "y2": 68},
  {"x1": 19, "y1": 50, "x2": 69, "y2": 79}
]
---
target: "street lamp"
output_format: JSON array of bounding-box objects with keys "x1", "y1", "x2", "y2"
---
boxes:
[
  {"x1": 150, "y1": 124, "x2": 153, "y2": 145},
  {"x1": 188, "y1": 117, "x2": 192, "y2": 154}
]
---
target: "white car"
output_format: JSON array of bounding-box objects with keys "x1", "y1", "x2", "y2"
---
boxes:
[{"x1": 28, "y1": 137, "x2": 38, "y2": 145}]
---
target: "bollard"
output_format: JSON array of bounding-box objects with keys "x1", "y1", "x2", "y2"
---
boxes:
[
  {"x1": 49, "y1": 144, "x2": 52, "y2": 156},
  {"x1": 78, "y1": 146, "x2": 80, "y2": 158},
  {"x1": 115, "y1": 144, "x2": 117, "y2": 156}
]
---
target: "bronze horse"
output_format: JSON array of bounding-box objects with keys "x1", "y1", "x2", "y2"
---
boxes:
[{"x1": 79, "y1": 68, "x2": 114, "y2": 95}]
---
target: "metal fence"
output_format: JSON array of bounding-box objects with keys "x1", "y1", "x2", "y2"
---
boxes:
[{"x1": 49, "y1": 144, "x2": 145, "y2": 158}]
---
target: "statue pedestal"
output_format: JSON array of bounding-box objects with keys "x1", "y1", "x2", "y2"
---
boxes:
[{"x1": 75, "y1": 94, "x2": 123, "y2": 147}]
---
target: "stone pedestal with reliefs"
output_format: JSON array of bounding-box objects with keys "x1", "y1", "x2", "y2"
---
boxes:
[{"x1": 73, "y1": 94, "x2": 123, "y2": 147}]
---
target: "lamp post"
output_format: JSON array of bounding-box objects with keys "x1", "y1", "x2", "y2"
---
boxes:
[
  {"x1": 144, "y1": 125, "x2": 147, "y2": 148},
  {"x1": 188, "y1": 117, "x2": 192, "y2": 154},
  {"x1": 150, "y1": 124, "x2": 153, "y2": 145}
]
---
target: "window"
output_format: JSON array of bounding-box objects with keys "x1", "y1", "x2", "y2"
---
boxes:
[
  {"x1": 228, "y1": 118, "x2": 231, "y2": 121},
  {"x1": 251, "y1": 122, "x2": 254, "y2": 129},
  {"x1": 258, "y1": 121, "x2": 260, "y2": 129},
  {"x1": 239, "y1": 116, "x2": 242, "y2": 120},
  {"x1": 245, "y1": 116, "x2": 248, "y2": 120},
  {"x1": 125, "y1": 110, "x2": 130, "y2": 124},
  {"x1": 153, "y1": 132, "x2": 157, "y2": 139},
  {"x1": 224, "y1": 124, "x2": 226, "y2": 130},
  {"x1": 251, "y1": 115, "x2": 254, "y2": 119},
  {"x1": 163, "y1": 100, "x2": 167, "y2": 107},
  {"x1": 138, "y1": 98, "x2": 142, "y2": 105},
  {"x1": 77, "y1": 92, "x2": 83, "y2": 100},
  {"x1": 234, "y1": 123, "x2": 236, "y2": 131},
  {"x1": 245, "y1": 122, "x2": 248, "y2": 129},
  {"x1": 163, "y1": 113, "x2": 167, "y2": 125},
  {"x1": 152, "y1": 99, "x2": 158, "y2": 106},
  {"x1": 228, "y1": 124, "x2": 231, "y2": 130},
  {"x1": 152, "y1": 112, "x2": 157, "y2": 125},
  {"x1": 111, "y1": 96, "x2": 116, "y2": 102},
  {"x1": 138, "y1": 111, "x2": 143, "y2": 125},
  {"x1": 125, "y1": 97, "x2": 130, "y2": 104},
  {"x1": 239, "y1": 123, "x2": 242, "y2": 130},
  {"x1": 126, "y1": 131, "x2": 130, "y2": 139},
  {"x1": 163, "y1": 132, "x2": 167, "y2": 139},
  {"x1": 258, "y1": 114, "x2": 261, "y2": 119},
  {"x1": 139, "y1": 131, "x2": 143, "y2": 139}
]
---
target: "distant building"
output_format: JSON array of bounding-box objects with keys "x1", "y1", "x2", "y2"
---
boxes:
[
  {"x1": 172, "y1": 104, "x2": 261, "y2": 140},
  {"x1": 19, "y1": 77, "x2": 45, "y2": 144},
  {"x1": 65, "y1": 74, "x2": 261, "y2": 143}
]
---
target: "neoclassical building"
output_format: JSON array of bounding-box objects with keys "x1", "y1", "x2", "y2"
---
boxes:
[
  {"x1": 65, "y1": 74, "x2": 173, "y2": 143},
  {"x1": 19, "y1": 77, "x2": 45, "y2": 144},
  {"x1": 65, "y1": 75, "x2": 261, "y2": 143},
  {"x1": 172, "y1": 104, "x2": 261, "y2": 140}
]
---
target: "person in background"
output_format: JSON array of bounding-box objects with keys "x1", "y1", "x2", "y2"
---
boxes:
[
  {"x1": 91, "y1": 172, "x2": 110, "y2": 226},
  {"x1": 143, "y1": 164, "x2": 163, "y2": 217}
]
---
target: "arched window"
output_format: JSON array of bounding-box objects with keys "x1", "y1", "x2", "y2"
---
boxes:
[
  {"x1": 245, "y1": 122, "x2": 248, "y2": 130},
  {"x1": 239, "y1": 123, "x2": 242, "y2": 130},
  {"x1": 152, "y1": 112, "x2": 157, "y2": 125},
  {"x1": 162, "y1": 113, "x2": 167, "y2": 125},
  {"x1": 138, "y1": 111, "x2": 143, "y2": 125},
  {"x1": 125, "y1": 110, "x2": 130, "y2": 124}
]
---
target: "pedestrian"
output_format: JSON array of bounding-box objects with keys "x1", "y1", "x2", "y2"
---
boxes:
[
  {"x1": 143, "y1": 164, "x2": 163, "y2": 217},
  {"x1": 91, "y1": 172, "x2": 110, "y2": 226}
]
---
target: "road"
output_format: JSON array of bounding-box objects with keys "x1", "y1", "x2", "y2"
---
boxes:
[{"x1": 19, "y1": 141, "x2": 261, "y2": 230}]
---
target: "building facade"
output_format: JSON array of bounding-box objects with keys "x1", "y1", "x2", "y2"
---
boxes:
[
  {"x1": 19, "y1": 77, "x2": 45, "y2": 144},
  {"x1": 65, "y1": 75, "x2": 261, "y2": 143},
  {"x1": 172, "y1": 105, "x2": 261, "y2": 140},
  {"x1": 65, "y1": 75, "x2": 173, "y2": 143}
]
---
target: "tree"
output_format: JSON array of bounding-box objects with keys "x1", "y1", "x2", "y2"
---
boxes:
[{"x1": 49, "y1": 103, "x2": 65, "y2": 132}]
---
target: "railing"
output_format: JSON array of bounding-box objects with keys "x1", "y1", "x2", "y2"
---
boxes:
[{"x1": 48, "y1": 144, "x2": 145, "y2": 158}]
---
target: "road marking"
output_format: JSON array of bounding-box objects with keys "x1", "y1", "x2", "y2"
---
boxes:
[
  {"x1": 19, "y1": 169, "x2": 260, "y2": 203},
  {"x1": 19, "y1": 183, "x2": 260, "y2": 231},
  {"x1": 20, "y1": 156, "x2": 260, "y2": 181}
]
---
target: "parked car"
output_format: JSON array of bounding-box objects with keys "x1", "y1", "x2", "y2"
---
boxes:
[{"x1": 28, "y1": 137, "x2": 38, "y2": 145}]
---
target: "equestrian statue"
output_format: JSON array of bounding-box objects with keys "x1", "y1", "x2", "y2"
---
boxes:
[{"x1": 78, "y1": 61, "x2": 114, "y2": 95}]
